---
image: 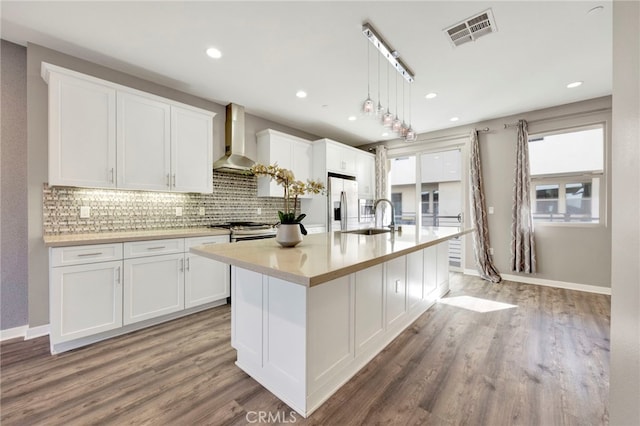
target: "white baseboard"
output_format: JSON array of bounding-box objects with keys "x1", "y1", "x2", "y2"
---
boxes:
[
  {"x1": 1, "y1": 325, "x2": 28, "y2": 341},
  {"x1": 25, "y1": 324, "x2": 50, "y2": 340},
  {"x1": 463, "y1": 268, "x2": 611, "y2": 295}
]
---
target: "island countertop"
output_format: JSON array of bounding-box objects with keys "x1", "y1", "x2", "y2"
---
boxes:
[{"x1": 191, "y1": 226, "x2": 473, "y2": 287}]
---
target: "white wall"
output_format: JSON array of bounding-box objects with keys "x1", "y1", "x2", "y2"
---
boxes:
[{"x1": 609, "y1": 1, "x2": 640, "y2": 423}]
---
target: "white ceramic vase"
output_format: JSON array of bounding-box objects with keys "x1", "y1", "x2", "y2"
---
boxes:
[{"x1": 276, "y1": 224, "x2": 303, "y2": 248}]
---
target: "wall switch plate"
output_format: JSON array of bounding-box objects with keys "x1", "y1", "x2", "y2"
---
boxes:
[
  {"x1": 175, "y1": 207, "x2": 183, "y2": 217},
  {"x1": 198, "y1": 207, "x2": 206, "y2": 216},
  {"x1": 80, "y1": 206, "x2": 90, "y2": 219},
  {"x1": 257, "y1": 207, "x2": 262, "y2": 215},
  {"x1": 488, "y1": 206, "x2": 494, "y2": 214},
  {"x1": 489, "y1": 247, "x2": 494, "y2": 255}
]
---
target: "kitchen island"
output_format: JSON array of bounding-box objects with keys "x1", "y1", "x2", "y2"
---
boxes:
[{"x1": 191, "y1": 226, "x2": 472, "y2": 417}]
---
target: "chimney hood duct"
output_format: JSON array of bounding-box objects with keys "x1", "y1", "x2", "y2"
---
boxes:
[{"x1": 213, "y1": 103, "x2": 255, "y2": 173}]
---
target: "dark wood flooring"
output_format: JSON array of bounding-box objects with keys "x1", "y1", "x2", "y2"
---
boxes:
[{"x1": 1, "y1": 273, "x2": 610, "y2": 425}]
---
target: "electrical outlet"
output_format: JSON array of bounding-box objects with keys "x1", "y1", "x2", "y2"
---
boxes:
[
  {"x1": 175, "y1": 207, "x2": 183, "y2": 217},
  {"x1": 80, "y1": 206, "x2": 91, "y2": 219},
  {"x1": 198, "y1": 207, "x2": 206, "y2": 216},
  {"x1": 488, "y1": 206, "x2": 494, "y2": 214},
  {"x1": 489, "y1": 247, "x2": 494, "y2": 255},
  {"x1": 257, "y1": 207, "x2": 262, "y2": 215}
]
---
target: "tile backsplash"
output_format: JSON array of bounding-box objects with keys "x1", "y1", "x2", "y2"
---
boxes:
[{"x1": 43, "y1": 171, "x2": 290, "y2": 235}]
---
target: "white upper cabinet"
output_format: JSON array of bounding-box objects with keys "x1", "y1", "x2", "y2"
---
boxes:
[
  {"x1": 171, "y1": 106, "x2": 214, "y2": 193},
  {"x1": 324, "y1": 140, "x2": 357, "y2": 176},
  {"x1": 256, "y1": 129, "x2": 313, "y2": 198},
  {"x1": 42, "y1": 63, "x2": 215, "y2": 193},
  {"x1": 355, "y1": 150, "x2": 375, "y2": 199},
  {"x1": 117, "y1": 91, "x2": 171, "y2": 191},
  {"x1": 46, "y1": 71, "x2": 117, "y2": 188}
]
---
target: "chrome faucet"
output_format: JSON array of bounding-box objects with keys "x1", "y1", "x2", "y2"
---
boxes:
[{"x1": 373, "y1": 198, "x2": 396, "y2": 232}]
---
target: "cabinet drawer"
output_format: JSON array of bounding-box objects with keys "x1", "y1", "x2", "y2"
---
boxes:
[
  {"x1": 124, "y1": 238, "x2": 184, "y2": 258},
  {"x1": 185, "y1": 235, "x2": 229, "y2": 250},
  {"x1": 51, "y1": 243, "x2": 123, "y2": 267}
]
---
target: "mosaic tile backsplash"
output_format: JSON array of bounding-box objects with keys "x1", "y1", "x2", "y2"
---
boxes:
[{"x1": 43, "y1": 172, "x2": 293, "y2": 235}]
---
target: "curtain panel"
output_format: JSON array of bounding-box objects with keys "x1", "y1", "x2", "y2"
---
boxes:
[
  {"x1": 511, "y1": 120, "x2": 537, "y2": 273},
  {"x1": 469, "y1": 130, "x2": 502, "y2": 283}
]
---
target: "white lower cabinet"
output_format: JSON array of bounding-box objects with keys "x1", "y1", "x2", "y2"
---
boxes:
[
  {"x1": 49, "y1": 235, "x2": 229, "y2": 353},
  {"x1": 50, "y1": 260, "x2": 123, "y2": 343},
  {"x1": 385, "y1": 256, "x2": 407, "y2": 328},
  {"x1": 123, "y1": 253, "x2": 185, "y2": 325},
  {"x1": 185, "y1": 236, "x2": 230, "y2": 308}
]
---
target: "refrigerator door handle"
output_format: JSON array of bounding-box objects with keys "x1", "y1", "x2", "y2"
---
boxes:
[{"x1": 340, "y1": 190, "x2": 347, "y2": 231}]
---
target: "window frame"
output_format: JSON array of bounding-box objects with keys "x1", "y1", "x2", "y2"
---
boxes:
[{"x1": 528, "y1": 123, "x2": 606, "y2": 227}]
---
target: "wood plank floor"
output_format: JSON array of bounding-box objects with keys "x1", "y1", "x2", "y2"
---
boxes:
[{"x1": 1, "y1": 273, "x2": 610, "y2": 425}]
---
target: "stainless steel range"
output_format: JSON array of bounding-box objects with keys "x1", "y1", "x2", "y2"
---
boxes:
[{"x1": 212, "y1": 222, "x2": 277, "y2": 242}]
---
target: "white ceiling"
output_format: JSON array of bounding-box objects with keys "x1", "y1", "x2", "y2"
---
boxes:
[{"x1": 1, "y1": 1, "x2": 612, "y2": 146}]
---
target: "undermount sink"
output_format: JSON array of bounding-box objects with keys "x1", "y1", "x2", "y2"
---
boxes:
[{"x1": 345, "y1": 228, "x2": 391, "y2": 235}]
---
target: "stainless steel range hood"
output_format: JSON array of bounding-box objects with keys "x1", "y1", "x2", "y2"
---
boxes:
[{"x1": 213, "y1": 103, "x2": 255, "y2": 173}]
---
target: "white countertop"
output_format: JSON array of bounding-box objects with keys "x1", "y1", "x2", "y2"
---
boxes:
[
  {"x1": 191, "y1": 226, "x2": 473, "y2": 286},
  {"x1": 43, "y1": 227, "x2": 230, "y2": 247}
]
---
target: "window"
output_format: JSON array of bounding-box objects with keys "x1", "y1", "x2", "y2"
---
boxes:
[{"x1": 528, "y1": 125, "x2": 604, "y2": 224}]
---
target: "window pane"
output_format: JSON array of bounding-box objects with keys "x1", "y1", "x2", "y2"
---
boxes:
[
  {"x1": 533, "y1": 184, "x2": 559, "y2": 221},
  {"x1": 389, "y1": 157, "x2": 416, "y2": 225},
  {"x1": 531, "y1": 178, "x2": 600, "y2": 223},
  {"x1": 529, "y1": 127, "x2": 603, "y2": 176}
]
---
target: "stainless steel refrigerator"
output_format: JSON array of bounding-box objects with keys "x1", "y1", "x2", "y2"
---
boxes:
[{"x1": 328, "y1": 173, "x2": 359, "y2": 232}]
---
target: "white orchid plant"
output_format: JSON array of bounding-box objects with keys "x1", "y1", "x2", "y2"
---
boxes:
[{"x1": 250, "y1": 163, "x2": 325, "y2": 235}]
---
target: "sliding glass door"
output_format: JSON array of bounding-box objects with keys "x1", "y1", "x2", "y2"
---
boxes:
[{"x1": 389, "y1": 147, "x2": 465, "y2": 270}]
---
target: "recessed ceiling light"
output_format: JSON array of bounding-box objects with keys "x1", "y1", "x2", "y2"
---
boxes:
[
  {"x1": 567, "y1": 81, "x2": 583, "y2": 88},
  {"x1": 587, "y1": 5, "x2": 604, "y2": 14},
  {"x1": 296, "y1": 90, "x2": 307, "y2": 98},
  {"x1": 425, "y1": 92, "x2": 438, "y2": 99},
  {"x1": 348, "y1": 116, "x2": 357, "y2": 121},
  {"x1": 205, "y1": 47, "x2": 222, "y2": 59},
  {"x1": 450, "y1": 117, "x2": 459, "y2": 122}
]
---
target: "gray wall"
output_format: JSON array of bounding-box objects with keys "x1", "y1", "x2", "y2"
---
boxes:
[
  {"x1": 610, "y1": 1, "x2": 640, "y2": 423},
  {"x1": 1, "y1": 40, "x2": 29, "y2": 330},
  {"x1": 24, "y1": 43, "x2": 319, "y2": 328}
]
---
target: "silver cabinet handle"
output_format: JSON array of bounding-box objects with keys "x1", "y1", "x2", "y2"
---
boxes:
[
  {"x1": 78, "y1": 252, "x2": 103, "y2": 257},
  {"x1": 180, "y1": 258, "x2": 184, "y2": 272},
  {"x1": 186, "y1": 257, "x2": 190, "y2": 271},
  {"x1": 109, "y1": 168, "x2": 114, "y2": 183},
  {"x1": 395, "y1": 280, "x2": 402, "y2": 293},
  {"x1": 166, "y1": 174, "x2": 171, "y2": 187},
  {"x1": 172, "y1": 174, "x2": 176, "y2": 187},
  {"x1": 146, "y1": 246, "x2": 166, "y2": 250},
  {"x1": 115, "y1": 266, "x2": 121, "y2": 284}
]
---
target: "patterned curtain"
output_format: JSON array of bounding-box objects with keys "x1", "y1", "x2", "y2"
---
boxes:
[
  {"x1": 469, "y1": 130, "x2": 502, "y2": 283},
  {"x1": 374, "y1": 145, "x2": 388, "y2": 200},
  {"x1": 511, "y1": 120, "x2": 537, "y2": 273}
]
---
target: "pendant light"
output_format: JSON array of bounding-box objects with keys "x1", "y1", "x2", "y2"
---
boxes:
[
  {"x1": 400, "y1": 79, "x2": 409, "y2": 137},
  {"x1": 362, "y1": 41, "x2": 374, "y2": 115},
  {"x1": 382, "y1": 60, "x2": 393, "y2": 127},
  {"x1": 391, "y1": 71, "x2": 402, "y2": 133},
  {"x1": 405, "y1": 83, "x2": 417, "y2": 142}
]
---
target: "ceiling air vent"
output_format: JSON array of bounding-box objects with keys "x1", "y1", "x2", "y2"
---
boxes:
[{"x1": 445, "y1": 9, "x2": 497, "y2": 47}]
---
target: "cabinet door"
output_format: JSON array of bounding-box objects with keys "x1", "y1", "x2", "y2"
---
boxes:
[
  {"x1": 117, "y1": 91, "x2": 171, "y2": 191},
  {"x1": 385, "y1": 256, "x2": 407, "y2": 327},
  {"x1": 171, "y1": 106, "x2": 214, "y2": 193},
  {"x1": 47, "y1": 72, "x2": 116, "y2": 188},
  {"x1": 423, "y1": 245, "x2": 438, "y2": 300},
  {"x1": 326, "y1": 143, "x2": 357, "y2": 176},
  {"x1": 407, "y1": 250, "x2": 424, "y2": 311},
  {"x1": 292, "y1": 140, "x2": 312, "y2": 183},
  {"x1": 256, "y1": 131, "x2": 293, "y2": 197},
  {"x1": 355, "y1": 264, "x2": 384, "y2": 353},
  {"x1": 436, "y1": 241, "x2": 450, "y2": 290},
  {"x1": 185, "y1": 255, "x2": 229, "y2": 308},
  {"x1": 50, "y1": 261, "x2": 123, "y2": 343},
  {"x1": 123, "y1": 253, "x2": 185, "y2": 325},
  {"x1": 356, "y1": 151, "x2": 375, "y2": 199}
]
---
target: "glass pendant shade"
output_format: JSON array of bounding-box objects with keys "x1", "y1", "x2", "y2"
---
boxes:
[
  {"x1": 363, "y1": 97, "x2": 374, "y2": 115},
  {"x1": 392, "y1": 116, "x2": 402, "y2": 133},
  {"x1": 376, "y1": 101, "x2": 385, "y2": 117},
  {"x1": 405, "y1": 126, "x2": 417, "y2": 142},
  {"x1": 400, "y1": 121, "x2": 409, "y2": 137},
  {"x1": 382, "y1": 110, "x2": 393, "y2": 127}
]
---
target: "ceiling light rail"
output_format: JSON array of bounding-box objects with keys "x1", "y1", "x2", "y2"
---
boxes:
[{"x1": 362, "y1": 23, "x2": 415, "y2": 83}]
